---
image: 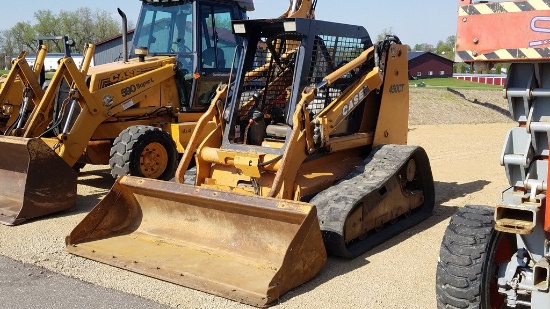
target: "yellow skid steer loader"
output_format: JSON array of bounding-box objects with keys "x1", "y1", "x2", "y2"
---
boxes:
[{"x1": 67, "y1": 18, "x2": 435, "y2": 306}]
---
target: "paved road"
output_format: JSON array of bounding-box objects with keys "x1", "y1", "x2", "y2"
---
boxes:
[{"x1": 0, "y1": 255, "x2": 169, "y2": 309}]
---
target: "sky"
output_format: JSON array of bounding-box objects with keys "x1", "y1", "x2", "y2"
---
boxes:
[{"x1": 0, "y1": 0, "x2": 458, "y2": 46}]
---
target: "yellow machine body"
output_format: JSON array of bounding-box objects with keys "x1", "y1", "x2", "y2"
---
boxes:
[
  {"x1": 0, "y1": 0, "x2": 318, "y2": 225},
  {"x1": 0, "y1": 46, "x2": 47, "y2": 133},
  {"x1": 68, "y1": 17, "x2": 434, "y2": 307}
]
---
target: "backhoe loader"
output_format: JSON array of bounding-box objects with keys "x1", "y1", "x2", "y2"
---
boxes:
[
  {"x1": 0, "y1": 36, "x2": 76, "y2": 135},
  {"x1": 67, "y1": 17, "x2": 435, "y2": 307},
  {"x1": 0, "y1": 0, "x2": 319, "y2": 226},
  {"x1": 0, "y1": 48, "x2": 46, "y2": 134}
]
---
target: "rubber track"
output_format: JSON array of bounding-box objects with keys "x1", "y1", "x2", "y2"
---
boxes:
[
  {"x1": 312, "y1": 144, "x2": 434, "y2": 258},
  {"x1": 436, "y1": 205, "x2": 496, "y2": 309}
]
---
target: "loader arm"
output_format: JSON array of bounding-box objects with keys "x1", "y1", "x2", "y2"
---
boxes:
[
  {"x1": 175, "y1": 84, "x2": 227, "y2": 183},
  {"x1": 305, "y1": 40, "x2": 409, "y2": 150},
  {"x1": 0, "y1": 48, "x2": 46, "y2": 104},
  {"x1": 0, "y1": 46, "x2": 47, "y2": 133},
  {"x1": 18, "y1": 41, "x2": 179, "y2": 168},
  {"x1": 257, "y1": 46, "x2": 382, "y2": 198},
  {"x1": 310, "y1": 47, "x2": 382, "y2": 148},
  {"x1": 57, "y1": 64, "x2": 176, "y2": 167},
  {"x1": 25, "y1": 58, "x2": 176, "y2": 167},
  {"x1": 22, "y1": 46, "x2": 97, "y2": 138},
  {"x1": 280, "y1": 0, "x2": 316, "y2": 19}
]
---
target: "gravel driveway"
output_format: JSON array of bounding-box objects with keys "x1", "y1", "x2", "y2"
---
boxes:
[{"x1": 0, "y1": 88, "x2": 513, "y2": 308}]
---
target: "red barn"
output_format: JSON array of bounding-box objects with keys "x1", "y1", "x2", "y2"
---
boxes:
[{"x1": 408, "y1": 51, "x2": 454, "y2": 79}]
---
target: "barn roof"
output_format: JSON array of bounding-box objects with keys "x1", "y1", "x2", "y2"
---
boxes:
[
  {"x1": 408, "y1": 51, "x2": 428, "y2": 61},
  {"x1": 408, "y1": 51, "x2": 454, "y2": 63},
  {"x1": 95, "y1": 29, "x2": 135, "y2": 46}
]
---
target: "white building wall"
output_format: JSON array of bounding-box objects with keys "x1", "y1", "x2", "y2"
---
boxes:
[{"x1": 14, "y1": 54, "x2": 93, "y2": 71}]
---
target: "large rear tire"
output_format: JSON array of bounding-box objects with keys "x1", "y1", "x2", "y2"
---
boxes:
[
  {"x1": 436, "y1": 205, "x2": 516, "y2": 309},
  {"x1": 110, "y1": 126, "x2": 177, "y2": 180}
]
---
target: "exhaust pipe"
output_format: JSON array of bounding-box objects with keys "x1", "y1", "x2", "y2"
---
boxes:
[{"x1": 117, "y1": 8, "x2": 128, "y2": 63}]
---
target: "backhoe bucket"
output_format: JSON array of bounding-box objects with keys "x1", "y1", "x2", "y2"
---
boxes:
[
  {"x1": 67, "y1": 176, "x2": 327, "y2": 307},
  {"x1": 0, "y1": 136, "x2": 77, "y2": 225}
]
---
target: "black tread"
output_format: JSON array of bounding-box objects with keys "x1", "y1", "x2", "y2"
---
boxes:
[
  {"x1": 312, "y1": 144, "x2": 435, "y2": 258},
  {"x1": 109, "y1": 125, "x2": 177, "y2": 180},
  {"x1": 183, "y1": 166, "x2": 196, "y2": 185},
  {"x1": 436, "y1": 205, "x2": 498, "y2": 309},
  {"x1": 72, "y1": 162, "x2": 86, "y2": 174}
]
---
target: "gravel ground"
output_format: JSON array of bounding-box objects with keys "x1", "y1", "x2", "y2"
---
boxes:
[
  {"x1": 409, "y1": 87, "x2": 511, "y2": 125},
  {"x1": 0, "y1": 88, "x2": 514, "y2": 308}
]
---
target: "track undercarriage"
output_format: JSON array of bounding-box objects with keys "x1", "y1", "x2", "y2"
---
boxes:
[{"x1": 315, "y1": 145, "x2": 434, "y2": 258}]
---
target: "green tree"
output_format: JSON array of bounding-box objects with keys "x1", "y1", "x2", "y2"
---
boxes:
[
  {"x1": 376, "y1": 27, "x2": 394, "y2": 42},
  {"x1": 435, "y1": 35, "x2": 456, "y2": 60},
  {"x1": 94, "y1": 9, "x2": 121, "y2": 44},
  {"x1": 0, "y1": 7, "x2": 121, "y2": 55},
  {"x1": 412, "y1": 43, "x2": 435, "y2": 52},
  {"x1": 10, "y1": 21, "x2": 37, "y2": 52},
  {"x1": 0, "y1": 30, "x2": 15, "y2": 57},
  {"x1": 446, "y1": 35, "x2": 456, "y2": 50},
  {"x1": 33, "y1": 10, "x2": 64, "y2": 52}
]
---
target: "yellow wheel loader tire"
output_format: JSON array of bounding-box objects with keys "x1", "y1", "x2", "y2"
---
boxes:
[
  {"x1": 109, "y1": 125, "x2": 177, "y2": 180},
  {"x1": 436, "y1": 205, "x2": 516, "y2": 309}
]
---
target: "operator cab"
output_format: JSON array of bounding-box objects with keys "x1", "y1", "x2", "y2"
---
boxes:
[
  {"x1": 133, "y1": 0, "x2": 252, "y2": 111},
  {"x1": 223, "y1": 18, "x2": 371, "y2": 155}
]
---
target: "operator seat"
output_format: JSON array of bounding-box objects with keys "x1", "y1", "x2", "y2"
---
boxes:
[{"x1": 202, "y1": 47, "x2": 226, "y2": 69}]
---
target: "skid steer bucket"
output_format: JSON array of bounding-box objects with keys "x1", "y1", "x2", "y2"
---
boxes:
[
  {"x1": 67, "y1": 176, "x2": 327, "y2": 307},
  {"x1": 0, "y1": 136, "x2": 77, "y2": 225}
]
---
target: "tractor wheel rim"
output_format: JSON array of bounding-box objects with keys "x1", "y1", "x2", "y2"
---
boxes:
[
  {"x1": 139, "y1": 142, "x2": 169, "y2": 179},
  {"x1": 489, "y1": 235, "x2": 513, "y2": 309}
]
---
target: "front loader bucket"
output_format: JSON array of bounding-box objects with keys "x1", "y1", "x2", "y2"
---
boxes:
[
  {"x1": 67, "y1": 176, "x2": 327, "y2": 307},
  {"x1": 0, "y1": 136, "x2": 77, "y2": 225}
]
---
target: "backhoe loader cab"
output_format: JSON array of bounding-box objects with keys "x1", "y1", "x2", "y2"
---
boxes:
[{"x1": 133, "y1": 0, "x2": 252, "y2": 110}]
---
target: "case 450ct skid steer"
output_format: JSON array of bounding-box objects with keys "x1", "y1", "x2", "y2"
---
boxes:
[{"x1": 67, "y1": 18, "x2": 435, "y2": 307}]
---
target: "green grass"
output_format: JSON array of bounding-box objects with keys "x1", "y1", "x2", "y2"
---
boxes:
[
  {"x1": 0, "y1": 70, "x2": 503, "y2": 90},
  {"x1": 409, "y1": 78, "x2": 502, "y2": 90}
]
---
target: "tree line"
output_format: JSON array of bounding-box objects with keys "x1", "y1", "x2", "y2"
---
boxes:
[
  {"x1": 0, "y1": 8, "x2": 123, "y2": 68},
  {"x1": 0, "y1": 12, "x2": 458, "y2": 70}
]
